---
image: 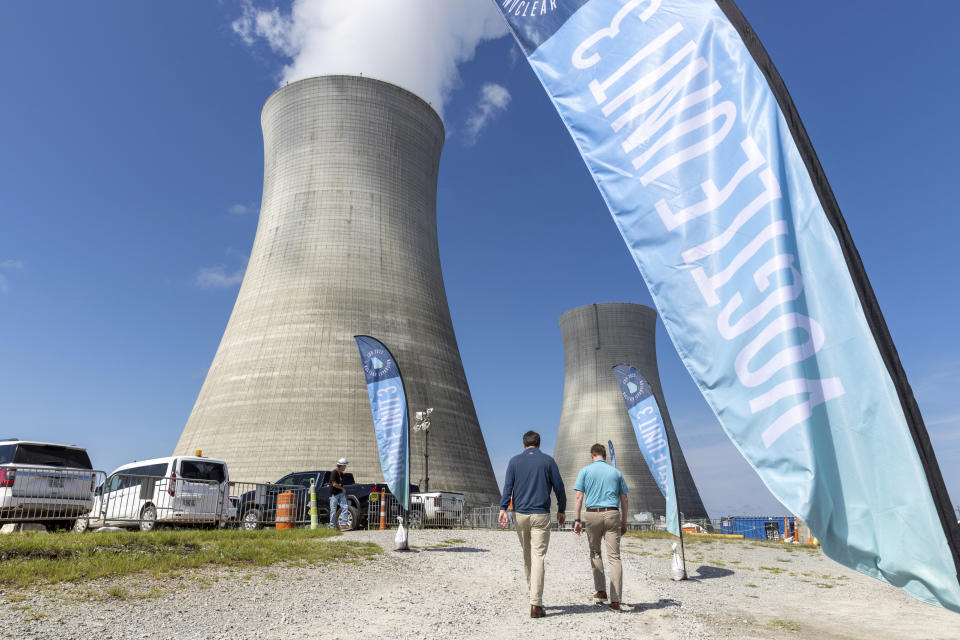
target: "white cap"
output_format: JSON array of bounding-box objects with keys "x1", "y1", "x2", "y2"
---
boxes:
[{"x1": 337, "y1": 458, "x2": 348, "y2": 466}]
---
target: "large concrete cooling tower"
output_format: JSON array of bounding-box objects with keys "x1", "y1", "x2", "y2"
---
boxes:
[
  {"x1": 554, "y1": 303, "x2": 708, "y2": 520},
  {"x1": 175, "y1": 75, "x2": 500, "y2": 507}
]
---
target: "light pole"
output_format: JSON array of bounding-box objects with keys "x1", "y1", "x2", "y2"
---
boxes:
[{"x1": 413, "y1": 408, "x2": 434, "y2": 492}]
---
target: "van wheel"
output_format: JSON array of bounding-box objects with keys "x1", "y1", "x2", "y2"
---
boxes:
[
  {"x1": 139, "y1": 504, "x2": 158, "y2": 532},
  {"x1": 241, "y1": 508, "x2": 262, "y2": 531},
  {"x1": 73, "y1": 517, "x2": 89, "y2": 534}
]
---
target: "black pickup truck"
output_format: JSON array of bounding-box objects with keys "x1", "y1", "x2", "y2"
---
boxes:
[{"x1": 235, "y1": 470, "x2": 419, "y2": 531}]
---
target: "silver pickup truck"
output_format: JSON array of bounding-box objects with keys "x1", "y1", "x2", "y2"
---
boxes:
[{"x1": 410, "y1": 491, "x2": 464, "y2": 528}]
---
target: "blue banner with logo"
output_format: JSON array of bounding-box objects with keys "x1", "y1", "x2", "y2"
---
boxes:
[
  {"x1": 607, "y1": 439, "x2": 616, "y2": 469},
  {"x1": 354, "y1": 335, "x2": 410, "y2": 510},
  {"x1": 613, "y1": 365, "x2": 680, "y2": 537},
  {"x1": 495, "y1": 0, "x2": 960, "y2": 611}
]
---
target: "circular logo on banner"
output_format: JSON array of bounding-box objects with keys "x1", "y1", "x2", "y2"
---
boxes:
[
  {"x1": 502, "y1": 0, "x2": 558, "y2": 17},
  {"x1": 620, "y1": 373, "x2": 648, "y2": 404},
  {"x1": 362, "y1": 348, "x2": 395, "y2": 381}
]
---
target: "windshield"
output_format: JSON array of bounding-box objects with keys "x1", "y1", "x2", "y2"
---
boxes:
[{"x1": 11, "y1": 444, "x2": 92, "y2": 469}]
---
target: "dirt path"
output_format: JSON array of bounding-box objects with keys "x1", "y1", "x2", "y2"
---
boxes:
[{"x1": 1, "y1": 529, "x2": 955, "y2": 639}]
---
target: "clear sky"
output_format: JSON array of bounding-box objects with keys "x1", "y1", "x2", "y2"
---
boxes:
[{"x1": 1, "y1": 1, "x2": 957, "y2": 518}]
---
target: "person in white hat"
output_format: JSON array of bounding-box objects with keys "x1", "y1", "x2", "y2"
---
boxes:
[{"x1": 329, "y1": 458, "x2": 350, "y2": 530}]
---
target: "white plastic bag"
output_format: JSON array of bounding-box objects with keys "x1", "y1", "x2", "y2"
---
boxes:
[
  {"x1": 670, "y1": 542, "x2": 687, "y2": 581},
  {"x1": 394, "y1": 515, "x2": 409, "y2": 551}
]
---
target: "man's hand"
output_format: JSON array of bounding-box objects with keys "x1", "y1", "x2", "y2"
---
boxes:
[
  {"x1": 620, "y1": 520, "x2": 627, "y2": 535},
  {"x1": 573, "y1": 520, "x2": 583, "y2": 536},
  {"x1": 557, "y1": 512, "x2": 566, "y2": 527},
  {"x1": 498, "y1": 509, "x2": 508, "y2": 528}
]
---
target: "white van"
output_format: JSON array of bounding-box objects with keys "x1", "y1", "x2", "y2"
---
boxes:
[{"x1": 79, "y1": 454, "x2": 233, "y2": 532}]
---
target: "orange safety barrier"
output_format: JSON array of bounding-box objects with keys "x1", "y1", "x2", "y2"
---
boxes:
[
  {"x1": 276, "y1": 490, "x2": 295, "y2": 530},
  {"x1": 379, "y1": 488, "x2": 386, "y2": 530}
]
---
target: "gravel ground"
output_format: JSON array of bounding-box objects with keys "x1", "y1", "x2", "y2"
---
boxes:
[{"x1": 1, "y1": 529, "x2": 956, "y2": 639}]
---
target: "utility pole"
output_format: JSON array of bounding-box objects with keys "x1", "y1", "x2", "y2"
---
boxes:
[{"x1": 414, "y1": 408, "x2": 434, "y2": 493}]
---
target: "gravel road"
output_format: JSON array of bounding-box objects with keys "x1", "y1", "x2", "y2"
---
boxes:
[{"x1": 2, "y1": 529, "x2": 956, "y2": 639}]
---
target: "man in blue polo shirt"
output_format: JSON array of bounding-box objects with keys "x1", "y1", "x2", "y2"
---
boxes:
[
  {"x1": 573, "y1": 443, "x2": 629, "y2": 610},
  {"x1": 498, "y1": 430, "x2": 566, "y2": 619}
]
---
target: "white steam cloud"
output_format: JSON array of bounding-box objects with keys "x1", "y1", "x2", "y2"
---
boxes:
[
  {"x1": 464, "y1": 83, "x2": 511, "y2": 144},
  {"x1": 232, "y1": 0, "x2": 510, "y2": 117},
  {"x1": 194, "y1": 266, "x2": 245, "y2": 289}
]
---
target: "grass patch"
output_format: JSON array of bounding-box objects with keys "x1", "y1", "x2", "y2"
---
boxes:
[
  {"x1": 0, "y1": 528, "x2": 380, "y2": 587},
  {"x1": 815, "y1": 583, "x2": 835, "y2": 589},
  {"x1": 106, "y1": 586, "x2": 129, "y2": 599},
  {"x1": 623, "y1": 530, "x2": 676, "y2": 540},
  {"x1": 422, "y1": 537, "x2": 469, "y2": 549},
  {"x1": 745, "y1": 583, "x2": 759, "y2": 588},
  {"x1": 759, "y1": 566, "x2": 787, "y2": 574},
  {"x1": 769, "y1": 619, "x2": 801, "y2": 632}
]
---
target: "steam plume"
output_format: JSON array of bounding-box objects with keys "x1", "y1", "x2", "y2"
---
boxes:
[{"x1": 233, "y1": 0, "x2": 510, "y2": 117}]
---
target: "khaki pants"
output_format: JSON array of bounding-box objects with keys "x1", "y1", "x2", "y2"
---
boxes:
[
  {"x1": 585, "y1": 509, "x2": 622, "y2": 603},
  {"x1": 514, "y1": 512, "x2": 552, "y2": 606}
]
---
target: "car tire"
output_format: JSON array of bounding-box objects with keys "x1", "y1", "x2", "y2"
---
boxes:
[
  {"x1": 73, "y1": 517, "x2": 89, "y2": 534},
  {"x1": 139, "y1": 504, "x2": 158, "y2": 532},
  {"x1": 241, "y1": 508, "x2": 262, "y2": 531},
  {"x1": 407, "y1": 509, "x2": 423, "y2": 530},
  {"x1": 346, "y1": 505, "x2": 359, "y2": 530}
]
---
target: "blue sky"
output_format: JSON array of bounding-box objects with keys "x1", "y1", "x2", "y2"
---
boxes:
[{"x1": 1, "y1": 1, "x2": 957, "y2": 517}]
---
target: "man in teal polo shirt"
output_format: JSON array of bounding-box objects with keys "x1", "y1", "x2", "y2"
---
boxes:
[{"x1": 573, "y1": 443, "x2": 629, "y2": 610}]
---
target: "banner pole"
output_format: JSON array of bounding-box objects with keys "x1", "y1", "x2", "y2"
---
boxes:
[{"x1": 666, "y1": 419, "x2": 687, "y2": 579}]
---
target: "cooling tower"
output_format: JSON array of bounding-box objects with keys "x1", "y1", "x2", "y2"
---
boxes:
[
  {"x1": 175, "y1": 75, "x2": 500, "y2": 507},
  {"x1": 554, "y1": 303, "x2": 708, "y2": 520}
]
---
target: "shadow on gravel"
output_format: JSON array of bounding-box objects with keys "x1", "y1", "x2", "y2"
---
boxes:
[
  {"x1": 546, "y1": 599, "x2": 680, "y2": 616},
  {"x1": 544, "y1": 603, "x2": 605, "y2": 616},
  {"x1": 630, "y1": 598, "x2": 681, "y2": 613},
  {"x1": 421, "y1": 547, "x2": 490, "y2": 553},
  {"x1": 690, "y1": 565, "x2": 735, "y2": 580}
]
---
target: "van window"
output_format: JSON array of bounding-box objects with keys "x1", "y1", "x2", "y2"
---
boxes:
[
  {"x1": 179, "y1": 460, "x2": 225, "y2": 483},
  {"x1": 0, "y1": 444, "x2": 15, "y2": 464},
  {"x1": 12, "y1": 444, "x2": 92, "y2": 469},
  {"x1": 135, "y1": 463, "x2": 168, "y2": 478}
]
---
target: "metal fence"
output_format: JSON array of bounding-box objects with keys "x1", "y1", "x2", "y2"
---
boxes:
[
  {"x1": 0, "y1": 466, "x2": 105, "y2": 529},
  {"x1": 78, "y1": 473, "x2": 228, "y2": 532},
  {"x1": 366, "y1": 492, "x2": 464, "y2": 530},
  {"x1": 227, "y1": 480, "x2": 360, "y2": 531},
  {"x1": 464, "y1": 505, "x2": 513, "y2": 530}
]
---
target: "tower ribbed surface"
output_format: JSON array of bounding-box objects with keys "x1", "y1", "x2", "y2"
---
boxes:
[
  {"x1": 554, "y1": 303, "x2": 708, "y2": 519},
  {"x1": 175, "y1": 75, "x2": 500, "y2": 507}
]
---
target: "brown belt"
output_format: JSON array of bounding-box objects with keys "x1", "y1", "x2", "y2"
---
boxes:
[{"x1": 585, "y1": 507, "x2": 619, "y2": 512}]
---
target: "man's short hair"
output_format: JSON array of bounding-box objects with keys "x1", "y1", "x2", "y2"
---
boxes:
[
  {"x1": 523, "y1": 430, "x2": 541, "y2": 448},
  {"x1": 590, "y1": 443, "x2": 607, "y2": 459}
]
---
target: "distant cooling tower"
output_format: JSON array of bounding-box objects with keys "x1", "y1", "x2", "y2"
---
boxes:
[
  {"x1": 175, "y1": 75, "x2": 500, "y2": 507},
  {"x1": 554, "y1": 303, "x2": 708, "y2": 520}
]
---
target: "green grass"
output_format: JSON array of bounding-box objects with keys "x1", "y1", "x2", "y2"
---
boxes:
[
  {"x1": 759, "y1": 566, "x2": 787, "y2": 574},
  {"x1": 769, "y1": 619, "x2": 801, "y2": 632},
  {"x1": 0, "y1": 528, "x2": 380, "y2": 587}
]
